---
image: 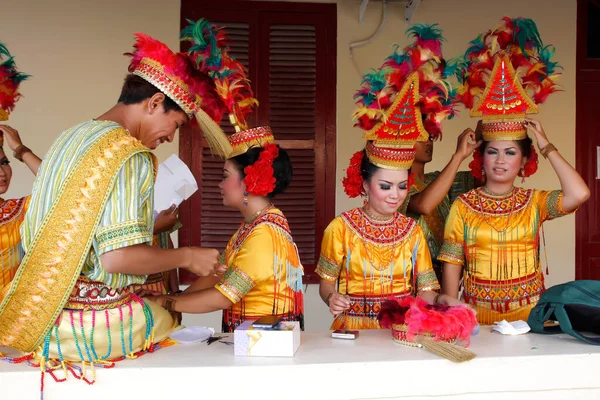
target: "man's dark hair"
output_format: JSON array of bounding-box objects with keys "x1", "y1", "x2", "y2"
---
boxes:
[{"x1": 118, "y1": 74, "x2": 183, "y2": 113}]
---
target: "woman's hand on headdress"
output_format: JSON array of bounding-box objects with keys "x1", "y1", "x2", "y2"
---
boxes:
[
  {"x1": 524, "y1": 118, "x2": 549, "y2": 150},
  {"x1": 455, "y1": 128, "x2": 482, "y2": 161},
  {"x1": 0, "y1": 125, "x2": 24, "y2": 151}
]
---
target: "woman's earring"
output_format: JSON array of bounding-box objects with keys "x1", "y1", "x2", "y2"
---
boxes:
[
  {"x1": 363, "y1": 192, "x2": 369, "y2": 207},
  {"x1": 243, "y1": 191, "x2": 248, "y2": 207},
  {"x1": 520, "y1": 166, "x2": 526, "y2": 183}
]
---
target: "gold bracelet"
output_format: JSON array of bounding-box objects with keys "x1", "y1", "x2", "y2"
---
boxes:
[
  {"x1": 164, "y1": 296, "x2": 177, "y2": 312},
  {"x1": 540, "y1": 143, "x2": 557, "y2": 159},
  {"x1": 13, "y1": 145, "x2": 32, "y2": 162}
]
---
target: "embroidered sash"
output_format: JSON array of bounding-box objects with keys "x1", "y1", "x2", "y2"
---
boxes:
[{"x1": 0, "y1": 128, "x2": 153, "y2": 352}]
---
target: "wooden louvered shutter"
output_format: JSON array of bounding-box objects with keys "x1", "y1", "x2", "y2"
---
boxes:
[{"x1": 179, "y1": 1, "x2": 336, "y2": 284}]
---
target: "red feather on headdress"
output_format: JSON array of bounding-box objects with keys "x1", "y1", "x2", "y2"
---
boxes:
[
  {"x1": 126, "y1": 33, "x2": 227, "y2": 123},
  {"x1": 353, "y1": 24, "x2": 457, "y2": 141},
  {"x1": 181, "y1": 19, "x2": 258, "y2": 131},
  {"x1": 455, "y1": 17, "x2": 561, "y2": 110},
  {"x1": 0, "y1": 42, "x2": 30, "y2": 121}
]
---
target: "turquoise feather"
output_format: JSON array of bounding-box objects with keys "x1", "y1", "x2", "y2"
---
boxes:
[
  {"x1": 464, "y1": 34, "x2": 485, "y2": 58},
  {"x1": 406, "y1": 23, "x2": 444, "y2": 41},
  {"x1": 512, "y1": 18, "x2": 543, "y2": 56},
  {"x1": 442, "y1": 57, "x2": 460, "y2": 79},
  {"x1": 361, "y1": 68, "x2": 388, "y2": 93},
  {"x1": 0, "y1": 42, "x2": 31, "y2": 83},
  {"x1": 539, "y1": 45, "x2": 562, "y2": 76},
  {"x1": 181, "y1": 18, "x2": 222, "y2": 69}
]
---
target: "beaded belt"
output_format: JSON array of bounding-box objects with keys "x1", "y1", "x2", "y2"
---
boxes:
[
  {"x1": 463, "y1": 271, "x2": 544, "y2": 311},
  {"x1": 64, "y1": 276, "x2": 131, "y2": 311},
  {"x1": 347, "y1": 292, "x2": 410, "y2": 319}
]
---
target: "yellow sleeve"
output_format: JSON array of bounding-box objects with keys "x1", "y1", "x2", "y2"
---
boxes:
[
  {"x1": 437, "y1": 200, "x2": 465, "y2": 266},
  {"x1": 536, "y1": 190, "x2": 574, "y2": 222},
  {"x1": 315, "y1": 217, "x2": 345, "y2": 282},
  {"x1": 413, "y1": 225, "x2": 440, "y2": 292},
  {"x1": 215, "y1": 224, "x2": 275, "y2": 303},
  {"x1": 23, "y1": 195, "x2": 32, "y2": 213}
]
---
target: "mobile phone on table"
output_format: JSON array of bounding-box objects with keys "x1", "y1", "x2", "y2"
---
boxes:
[
  {"x1": 252, "y1": 315, "x2": 283, "y2": 329},
  {"x1": 331, "y1": 329, "x2": 359, "y2": 340}
]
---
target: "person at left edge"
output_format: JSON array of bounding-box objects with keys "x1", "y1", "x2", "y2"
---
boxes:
[{"x1": 0, "y1": 32, "x2": 231, "y2": 375}]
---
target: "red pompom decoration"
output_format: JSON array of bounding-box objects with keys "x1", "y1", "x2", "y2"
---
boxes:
[
  {"x1": 518, "y1": 144, "x2": 538, "y2": 178},
  {"x1": 468, "y1": 149, "x2": 484, "y2": 181},
  {"x1": 407, "y1": 171, "x2": 415, "y2": 192},
  {"x1": 243, "y1": 143, "x2": 279, "y2": 196},
  {"x1": 378, "y1": 296, "x2": 478, "y2": 345},
  {"x1": 342, "y1": 150, "x2": 365, "y2": 198}
]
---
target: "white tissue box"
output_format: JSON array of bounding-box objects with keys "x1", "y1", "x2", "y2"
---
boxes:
[{"x1": 233, "y1": 320, "x2": 300, "y2": 357}]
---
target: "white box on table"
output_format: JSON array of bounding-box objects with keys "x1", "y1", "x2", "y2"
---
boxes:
[{"x1": 233, "y1": 320, "x2": 300, "y2": 357}]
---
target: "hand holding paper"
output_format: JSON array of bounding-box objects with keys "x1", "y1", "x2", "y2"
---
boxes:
[
  {"x1": 154, "y1": 204, "x2": 178, "y2": 234},
  {"x1": 154, "y1": 154, "x2": 198, "y2": 214}
]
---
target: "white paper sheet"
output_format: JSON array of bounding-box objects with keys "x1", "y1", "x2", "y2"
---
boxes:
[
  {"x1": 154, "y1": 154, "x2": 198, "y2": 213},
  {"x1": 491, "y1": 320, "x2": 531, "y2": 335}
]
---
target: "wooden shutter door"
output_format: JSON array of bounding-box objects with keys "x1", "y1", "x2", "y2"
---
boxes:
[
  {"x1": 257, "y1": 10, "x2": 337, "y2": 281},
  {"x1": 179, "y1": 2, "x2": 336, "y2": 285}
]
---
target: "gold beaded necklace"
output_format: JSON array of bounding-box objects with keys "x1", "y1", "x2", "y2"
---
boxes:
[
  {"x1": 359, "y1": 208, "x2": 399, "y2": 272},
  {"x1": 362, "y1": 205, "x2": 394, "y2": 223},
  {"x1": 244, "y1": 203, "x2": 274, "y2": 224},
  {"x1": 477, "y1": 187, "x2": 516, "y2": 233}
]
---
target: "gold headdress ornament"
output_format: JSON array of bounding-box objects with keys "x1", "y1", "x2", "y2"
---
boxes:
[
  {"x1": 469, "y1": 52, "x2": 538, "y2": 141},
  {"x1": 127, "y1": 33, "x2": 232, "y2": 157},
  {"x1": 362, "y1": 73, "x2": 426, "y2": 170},
  {"x1": 456, "y1": 17, "x2": 561, "y2": 142}
]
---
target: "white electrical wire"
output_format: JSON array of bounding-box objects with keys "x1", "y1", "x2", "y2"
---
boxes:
[{"x1": 349, "y1": 0, "x2": 388, "y2": 58}]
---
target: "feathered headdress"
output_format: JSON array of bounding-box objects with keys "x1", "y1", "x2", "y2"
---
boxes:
[
  {"x1": 181, "y1": 19, "x2": 259, "y2": 136},
  {"x1": 127, "y1": 33, "x2": 231, "y2": 157},
  {"x1": 343, "y1": 24, "x2": 455, "y2": 198},
  {"x1": 0, "y1": 42, "x2": 30, "y2": 123},
  {"x1": 181, "y1": 19, "x2": 278, "y2": 197},
  {"x1": 353, "y1": 24, "x2": 457, "y2": 142},
  {"x1": 455, "y1": 17, "x2": 561, "y2": 142}
]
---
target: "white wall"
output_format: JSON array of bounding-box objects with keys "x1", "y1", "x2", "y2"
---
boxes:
[
  {"x1": 1, "y1": 0, "x2": 181, "y2": 199},
  {"x1": 2, "y1": 0, "x2": 578, "y2": 332}
]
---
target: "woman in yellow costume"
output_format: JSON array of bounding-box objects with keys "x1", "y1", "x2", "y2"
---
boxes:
[
  {"x1": 150, "y1": 127, "x2": 304, "y2": 332},
  {"x1": 0, "y1": 43, "x2": 42, "y2": 290},
  {"x1": 148, "y1": 20, "x2": 304, "y2": 332},
  {"x1": 439, "y1": 17, "x2": 590, "y2": 325},
  {"x1": 316, "y1": 25, "x2": 463, "y2": 330}
]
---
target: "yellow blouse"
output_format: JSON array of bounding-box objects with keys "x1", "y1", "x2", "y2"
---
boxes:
[
  {"x1": 0, "y1": 196, "x2": 30, "y2": 290},
  {"x1": 316, "y1": 207, "x2": 439, "y2": 329},
  {"x1": 400, "y1": 171, "x2": 474, "y2": 263},
  {"x1": 215, "y1": 208, "x2": 304, "y2": 332},
  {"x1": 438, "y1": 187, "x2": 572, "y2": 324}
]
